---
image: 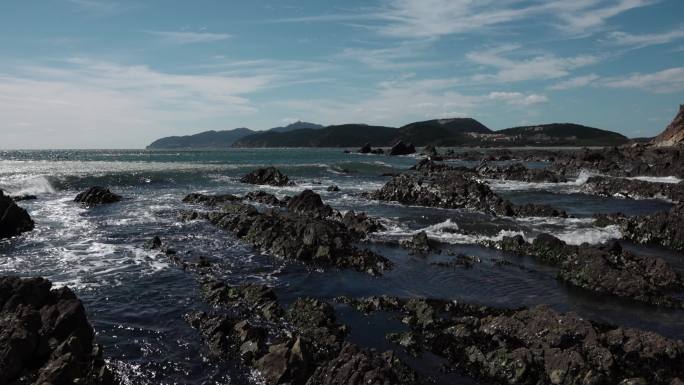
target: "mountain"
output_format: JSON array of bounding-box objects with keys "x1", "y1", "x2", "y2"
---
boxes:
[
  {"x1": 653, "y1": 105, "x2": 684, "y2": 147},
  {"x1": 146, "y1": 128, "x2": 254, "y2": 149},
  {"x1": 232, "y1": 124, "x2": 397, "y2": 148},
  {"x1": 397, "y1": 118, "x2": 493, "y2": 146},
  {"x1": 268, "y1": 121, "x2": 324, "y2": 133},
  {"x1": 496, "y1": 123, "x2": 629, "y2": 146}
]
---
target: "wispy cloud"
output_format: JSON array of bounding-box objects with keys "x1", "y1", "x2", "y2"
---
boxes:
[
  {"x1": 602, "y1": 67, "x2": 684, "y2": 93},
  {"x1": 549, "y1": 74, "x2": 600, "y2": 90},
  {"x1": 604, "y1": 27, "x2": 684, "y2": 48},
  {"x1": 467, "y1": 45, "x2": 601, "y2": 83},
  {"x1": 335, "y1": 39, "x2": 442, "y2": 70},
  {"x1": 487, "y1": 91, "x2": 548, "y2": 106},
  {"x1": 146, "y1": 30, "x2": 233, "y2": 44},
  {"x1": 272, "y1": 0, "x2": 655, "y2": 38}
]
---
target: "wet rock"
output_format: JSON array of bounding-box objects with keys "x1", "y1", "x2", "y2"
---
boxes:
[
  {"x1": 11, "y1": 194, "x2": 38, "y2": 202},
  {"x1": 358, "y1": 143, "x2": 372, "y2": 154},
  {"x1": 306, "y1": 342, "x2": 421, "y2": 385},
  {"x1": 430, "y1": 254, "x2": 481, "y2": 268},
  {"x1": 287, "y1": 189, "x2": 334, "y2": 218},
  {"x1": 409, "y1": 158, "x2": 458, "y2": 173},
  {"x1": 421, "y1": 145, "x2": 439, "y2": 158},
  {"x1": 583, "y1": 176, "x2": 684, "y2": 202},
  {"x1": 74, "y1": 186, "x2": 122, "y2": 205},
  {"x1": 182, "y1": 193, "x2": 240, "y2": 206},
  {"x1": 371, "y1": 171, "x2": 567, "y2": 217},
  {"x1": 340, "y1": 210, "x2": 384, "y2": 238},
  {"x1": 477, "y1": 162, "x2": 567, "y2": 183},
  {"x1": 345, "y1": 296, "x2": 684, "y2": 385},
  {"x1": 401, "y1": 231, "x2": 434, "y2": 255},
  {"x1": 0, "y1": 190, "x2": 35, "y2": 238},
  {"x1": 326, "y1": 185, "x2": 340, "y2": 192},
  {"x1": 389, "y1": 141, "x2": 416, "y2": 156},
  {"x1": 144, "y1": 235, "x2": 163, "y2": 250},
  {"x1": 240, "y1": 167, "x2": 292, "y2": 186},
  {"x1": 601, "y1": 204, "x2": 684, "y2": 252},
  {"x1": 0, "y1": 276, "x2": 116, "y2": 385},
  {"x1": 244, "y1": 190, "x2": 283, "y2": 206},
  {"x1": 486, "y1": 234, "x2": 683, "y2": 307}
]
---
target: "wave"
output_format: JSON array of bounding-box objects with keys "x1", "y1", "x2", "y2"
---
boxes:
[
  {"x1": 0, "y1": 175, "x2": 56, "y2": 196},
  {"x1": 625, "y1": 176, "x2": 682, "y2": 184},
  {"x1": 485, "y1": 169, "x2": 596, "y2": 193}
]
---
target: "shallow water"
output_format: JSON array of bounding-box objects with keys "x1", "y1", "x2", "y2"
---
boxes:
[{"x1": 1, "y1": 149, "x2": 682, "y2": 384}]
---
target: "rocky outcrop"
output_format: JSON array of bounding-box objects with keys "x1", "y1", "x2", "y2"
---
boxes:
[
  {"x1": 182, "y1": 193, "x2": 240, "y2": 206},
  {"x1": 187, "y1": 280, "x2": 420, "y2": 385},
  {"x1": 74, "y1": 186, "x2": 122, "y2": 206},
  {"x1": 243, "y1": 191, "x2": 284, "y2": 206},
  {"x1": 326, "y1": 185, "x2": 340, "y2": 192},
  {"x1": 485, "y1": 234, "x2": 683, "y2": 307},
  {"x1": 186, "y1": 197, "x2": 390, "y2": 274},
  {"x1": 583, "y1": 176, "x2": 684, "y2": 202},
  {"x1": 653, "y1": 104, "x2": 684, "y2": 147},
  {"x1": 371, "y1": 171, "x2": 567, "y2": 217},
  {"x1": 240, "y1": 167, "x2": 293, "y2": 186},
  {"x1": 0, "y1": 276, "x2": 116, "y2": 385},
  {"x1": 598, "y1": 204, "x2": 684, "y2": 252},
  {"x1": 0, "y1": 190, "x2": 35, "y2": 239},
  {"x1": 358, "y1": 143, "x2": 384, "y2": 155},
  {"x1": 477, "y1": 162, "x2": 567, "y2": 183},
  {"x1": 401, "y1": 231, "x2": 434, "y2": 255},
  {"x1": 287, "y1": 189, "x2": 334, "y2": 218},
  {"x1": 338, "y1": 296, "x2": 684, "y2": 385},
  {"x1": 553, "y1": 146, "x2": 684, "y2": 178},
  {"x1": 389, "y1": 141, "x2": 416, "y2": 156}
]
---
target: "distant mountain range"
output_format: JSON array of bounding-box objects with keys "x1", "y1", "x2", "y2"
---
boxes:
[{"x1": 147, "y1": 118, "x2": 631, "y2": 149}]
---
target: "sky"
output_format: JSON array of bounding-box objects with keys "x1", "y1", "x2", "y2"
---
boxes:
[{"x1": 1, "y1": 0, "x2": 683, "y2": 149}]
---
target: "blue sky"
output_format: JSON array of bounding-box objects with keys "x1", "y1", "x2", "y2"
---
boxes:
[{"x1": 1, "y1": 0, "x2": 683, "y2": 148}]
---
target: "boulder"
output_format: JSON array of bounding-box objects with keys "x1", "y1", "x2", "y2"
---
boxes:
[
  {"x1": 358, "y1": 143, "x2": 372, "y2": 154},
  {"x1": 287, "y1": 190, "x2": 334, "y2": 218},
  {"x1": 0, "y1": 276, "x2": 116, "y2": 385},
  {"x1": 401, "y1": 231, "x2": 433, "y2": 255},
  {"x1": 244, "y1": 191, "x2": 283, "y2": 206},
  {"x1": 240, "y1": 167, "x2": 292, "y2": 186},
  {"x1": 389, "y1": 141, "x2": 416, "y2": 156},
  {"x1": 0, "y1": 190, "x2": 35, "y2": 238},
  {"x1": 182, "y1": 193, "x2": 240, "y2": 206},
  {"x1": 326, "y1": 185, "x2": 340, "y2": 192},
  {"x1": 74, "y1": 186, "x2": 122, "y2": 205}
]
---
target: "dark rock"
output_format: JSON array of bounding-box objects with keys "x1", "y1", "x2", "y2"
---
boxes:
[
  {"x1": 182, "y1": 193, "x2": 240, "y2": 206},
  {"x1": 583, "y1": 176, "x2": 684, "y2": 202},
  {"x1": 421, "y1": 145, "x2": 438, "y2": 158},
  {"x1": 477, "y1": 162, "x2": 567, "y2": 183},
  {"x1": 287, "y1": 190, "x2": 334, "y2": 218},
  {"x1": 326, "y1": 185, "x2": 340, "y2": 192},
  {"x1": 371, "y1": 171, "x2": 566, "y2": 217},
  {"x1": 358, "y1": 143, "x2": 372, "y2": 154},
  {"x1": 604, "y1": 204, "x2": 684, "y2": 252},
  {"x1": 306, "y1": 342, "x2": 421, "y2": 385},
  {"x1": 240, "y1": 167, "x2": 292, "y2": 186},
  {"x1": 74, "y1": 186, "x2": 121, "y2": 206},
  {"x1": 486, "y1": 234, "x2": 683, "y2": 307},
  {"x1": 389, "y1": 141, "x2": 416, "y2": 156},
  {"x1": 244, "y1": 190, "x2": 283, "y2": 206},
  {"x1": 0, "y1": 190, "x2": 35, "y2": 238},
  {"x1": 144, "y1": 235, "x2": 163, "y2": 250},
  {"x1": 340, "y1": 210, "x2": 384, "y2": 238},
  {"x1": 344, "y1": 296, "x2": 684, "y2": 385},
  {"x1": 0, "y1": 276, "x2": 116, "y2": 385},
  {"x1": 401, "y1": 231, "x2": 433, "y2": 254},
  {"x1": 12, "y1": 194, "x2": 38, "y2": 202},
  {"x1": 430, "y1": 254, "x2": 481, "y2": 268}
]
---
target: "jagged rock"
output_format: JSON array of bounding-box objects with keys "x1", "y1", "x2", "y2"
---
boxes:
[
  {"x1": 182, "y1": 193, "x2": 240, "y2": 206},
  {"x1": 0, "y1": 190, "x2": 35, "y2": 238},
  {"x1": 371, "y1": 171, "x2": 567, "y2": 217},
  {"x1": 421, "y1": 145, "x2": 438, "y2": 158},
  {"x1": 389, "y1": 141, "x2": 416, "y2": 156},
  {"x1": 600, "y1": 204, "x2": 684, "y2": 252},
  {"x1": 430, "y1": 254, "x2": 481, "y2": 268},
  {"x1": 401, "y1": 231, "x2": 433, "y2": 255},
  {"x1": 326, "y1": 185, "x2": 340, "y2": 192},
  {"x1": 653, "y1": 104, "x2": 684, "y2": 147},
  {"x1": 0, "y1": 276, "x2": 116, "y2": 385},
  {"x1": 358, "y1": 143, "x2": 372, "y2": 154},
  {"x1": 244, "y1": 191, "x2": 283, "y2": 206},
  {"x1": 74, "y1": 186, "x2": 121, "y2": 205},
  {"x1": 477, "y1": 162, "x2": 567, "y2": 183},
  {"x1": 287, "y1": 190, "x2": 334, "y2": 218},
  {"x1": 485, "y1": 234, "x2": 683, "y2": 307},
  {"x1": 144, "y1": 235, "x2": 163, "y2": 250},
  {"x1": 11, "y1": 194, "x2": 38, "y2": 202},
  {"x1": 583, "y1": 176, "x2": 684, "y2": 202},
  {"x1": 240, "y1": 167, "x2": 292, "y2": 186},
  {"x1": 553, "y1": 146, "x2": 684, "y2": 178},
  {"x1": 342, "y1": 296, "x2": 684, "y2": 385},
  {"x1": 340, "y1": 210, "x2": 384, "y2": 238}
]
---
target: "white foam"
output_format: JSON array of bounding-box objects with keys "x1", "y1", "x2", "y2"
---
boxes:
[
  {"x1": 551, "y1": 225, "x2": 622, "y2": 245},
  {"x1": 625, "y1": 176, "x2": 682, "y2": 184},
  {"x1": 0, "y1": 175, "x2": 56, "y2": 196},
  {"x1": 485, "y1": 169, "x2": 596, "y2": 193}
]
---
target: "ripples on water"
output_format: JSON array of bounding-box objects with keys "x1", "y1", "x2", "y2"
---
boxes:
[{"x1": 1, "y1": 149, "x2": 682, "y2": 384}]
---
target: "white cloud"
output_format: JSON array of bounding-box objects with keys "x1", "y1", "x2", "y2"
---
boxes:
[
  {"x1": 487, "y1": 91, "x2": 548, "y2": 106},
  {"x1": 604, "y1": 27, "x2": 684, "y2": 48},
  {"x1": 147, "y1": 30, "x2": 233, "y2": 44},
  {"x1": 602, "y1": 67, "x2": 684, "y2": 93},
  {"x1": 274, "y1": 0, "x2": 655, "y2": 38},
  {"x1": 336, "y1": 39, "x2": 441, "y2": 70},
  {"x1": 549, "y1": 74, "x2": 600, "y2": 90},
  {"x1": 467, "y1": 46, "x2": 601, "y2": 83},
  {"x1": 0, "y1": 58, "x2": 276, "y2": 148}
]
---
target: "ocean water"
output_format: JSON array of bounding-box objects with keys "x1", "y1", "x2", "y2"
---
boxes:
[{"x1": 1, "y1": 149, "x2": 682, "y2": 385}]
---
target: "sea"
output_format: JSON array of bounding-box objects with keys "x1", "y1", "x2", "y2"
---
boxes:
[{"x1": 1, "y1": 148, "x2": 683, "y2": 384}]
